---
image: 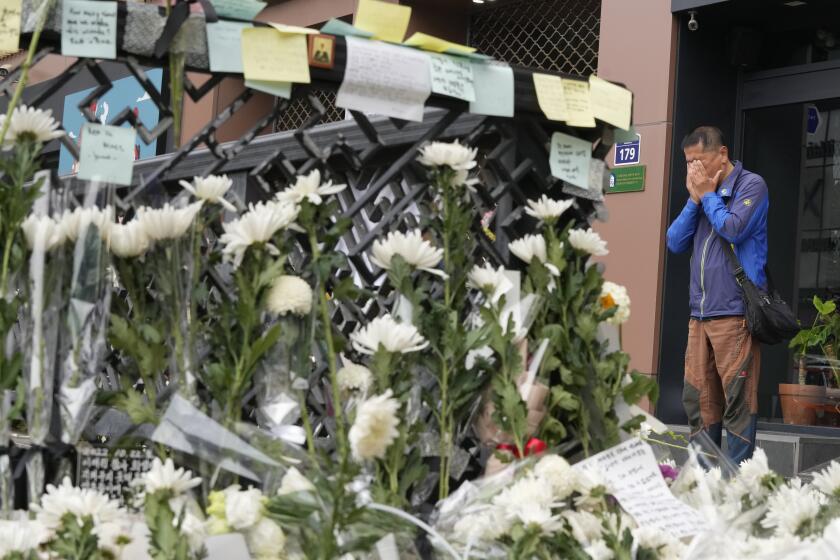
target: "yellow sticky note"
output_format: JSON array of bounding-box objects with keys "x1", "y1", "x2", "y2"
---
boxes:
[
  {"x1": 561, "y1": 78, "x2": 595, "y2": 128},
  {"x1": 354, "y1": 0, "x2": 411, "y2": 43},
  {"x1": 532, "y1": 73, "x2": 567, "y2": 122},
  {"x1": 241, "y1": 28, "x2": 310, "y2": 84},
  {"x1": 0, "y1": 0, "x2": 22, "y2": 54},
  {"x1": 589, "y1": 75, "x2": 632, "y2": 131},
  {"x1": 268, "y1": 22, "x2": 317, "y2": 35},
  {"x1": 403, "y1": 32, "x2": 476, "y2": 54}
]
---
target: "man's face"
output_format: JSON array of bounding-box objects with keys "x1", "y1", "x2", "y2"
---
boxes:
[{"x1": 684, "y1": 143, "x2": 728, "y2": 187}]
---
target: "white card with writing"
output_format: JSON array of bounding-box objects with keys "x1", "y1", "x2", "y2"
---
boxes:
[
  {"x1": 573, "y1": 438, "x2": 708, "y2": 538},
  {"x1": 336, "y1": 36, "x2": 432, "y2": 122},
  {"x1": 77, "y1": 123, "x2": 136, "y2": 186},
  {"x1": 61, "y1": 0, "x2": 117, "y2": 60},
  {"x1": 549, "y1": 131, "x2": 591, "y2": 190},
  {"x1": 429, "y1": 53, "x2": 475, "y2": 102}
]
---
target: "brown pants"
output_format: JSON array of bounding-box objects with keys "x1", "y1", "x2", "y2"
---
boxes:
[{"x1": 682, "y1": 317, "x2": 760, "y2": 448}]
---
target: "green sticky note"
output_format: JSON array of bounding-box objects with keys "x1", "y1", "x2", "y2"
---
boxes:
[
  {"x1": 444, "y1": 49, "x2": 492, "y2": 60},
  {"x1": 78, "y1": 123, "x2": 136, "y2": 186},
  {"x1": 210, "y1": 0, "x2": 265, "y2": 21},
  {"x1": 469, "y1": 61, "x2": 514, "y2": 117},
  {"x1": 207, "y1": 21, "x2": 251, "y2": 73},
  {"x1": 245, "y1": 79, "x2": 292, "y2": 99},
  {"x1": 430, "y1": 53, "x2": 475, "y2": 102},
  {"x1": 614, "y1": 126, "x2": 638, "y2": 144},
  {"x1": 61, "y1": 0, "x2": 117, "y2": 59},
  {"x1": 549, "y1": 131, "x2": 592, "y2": 190},
  {"x1": 320, "y1": 18, "x2": 374, "y2": 39}
]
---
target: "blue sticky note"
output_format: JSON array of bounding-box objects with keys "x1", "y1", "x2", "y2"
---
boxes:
[
  {"x1": 210, "y1": 0, "x2": 265, "y2": 21},
  {"x1": 78, "y1": 123, "x2": 136, "y2": 186},
  {"x1": 207, "y1": 21, "x2": 251, "y2": 73},
  {"x1": 61, "y1": 0, "x2": 117, "y2": 60},
  {"x1": 245, "y1": 79, "x2": 292, "y2": 99},
  {"x1": 320, "y1": 18, "x2": 374, "y2": 39},
  {"x1": 469, "y1": 61, "x2": 514, "y2": 117}
]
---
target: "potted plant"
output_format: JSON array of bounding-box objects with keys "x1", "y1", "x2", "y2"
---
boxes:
[{"x1": 782, "y1": 296, "x2": 840, "y2": 425}]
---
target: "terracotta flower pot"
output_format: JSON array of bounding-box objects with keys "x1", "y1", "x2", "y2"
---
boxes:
[{"x1": 778, "y1": 383, "x2": 825, "y2": 425}]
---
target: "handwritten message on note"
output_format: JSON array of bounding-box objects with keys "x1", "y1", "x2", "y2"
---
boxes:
[
  {"x1": 211, "y1": 0, "x2": 265, "y2": 21},
  {"x1": 429, "y1": 53, "x2": 475, "y2": 102},
  {"x1": 590, "y1": 75, "x2": 632, "y2": 131},
  {"x1": 207, "y1": 21, "x2": 250, "y2": 73},
  {"x1": 0, "y1": 0, "x2": 21, "y2": 54},
  {"x1": 562, "y1": 78, "x2": 595, "y2": 128},
  {"x1": 469, "y1": 61, "x2": 514, "y2": 117},
  {"x1": 241, "y1": 28, "x2": 310, "y2": 83},
  {"x1": 61, "y1": 0, "x2": 117, "y2": 59},
  {"x1": 78, "y1": 123, "x2": 136, "y2": 186},
  {"x1": 573, "y1": 438, "x2": 707, "y2": 538},
  {"x1": 354, "y1": 0, "x2": 411, "y2": 43},
  {"x1": 336, "y1": 36, "x2": 431, "y2": 122},
  {"x1": 533, "y1": 73, "x2": 567, "y2": 122},
  {"x1": 245, "y1": 79, "x2": 291, "y2": 99},
  {"x1": 550, "y1": 132, "x2": 591, "y2": 190}
]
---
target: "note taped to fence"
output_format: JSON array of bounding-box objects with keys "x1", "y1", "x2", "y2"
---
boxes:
[
  {"x1": 533, "y1": 73, "x2": 567, "y2": 122},
  {"x1": 429, "y1": 53, "x2": 475, "y2": 102},
  {"x1": 207, "y1": 21, "x2": 251, "y2": 73},
  {"x1": 469, "y1": 61, "x2": 514, "y2": 117},
  {"x1": 78, "y1": 123, "x2": 136, "y2": 186},
  {"x1": 336, "y1": 36, "x2": 431, "y2": 122},
  {"x1": 268, "y1": 22, "x2": 318, "y2": 35},
  {"x1": 0, "y1": 0, "x2": 22, "y2": 54},
  {"x1": 245, "y1": 79, "x2": 291, "y2": 99},
  {"x1": 404, "y1": 32, "x2": 476, "y2": 55},
  {"x1": 590, "y1": 75, "x2": 632, "y2": 131},
  {"x1": 549, "y1": 131, "x2": 591, "y2": 190},
  {"x1": 573, "y1": 438, "x2": 707, "y2": 538},
  {"x1": 320, "y1": 18, "x2": 373, "y2": 39},
  {"x1": 562, "y1": 78, "x2": 596, "y2": 128},
  {"x1": 61, "y1": 0, "x2": 118, "y2": 60},
  {"x1": 354, "y1": 0, "x2": 411, "y2": 43},
  {"x1": 241, "y1": 28, "x2": 310, "y2": 83},
  {"x1": 211, "y1": 0, "x2": 265, "y2": 21}
]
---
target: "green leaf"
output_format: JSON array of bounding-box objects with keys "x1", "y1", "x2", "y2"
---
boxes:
[{"x1": 622, "y1": 371, "x2": 659, "y2": 405}]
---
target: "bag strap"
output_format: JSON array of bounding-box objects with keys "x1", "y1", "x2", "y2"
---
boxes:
[{"x1": 718, "y1": 238, "x2": 750, "y2": 287}]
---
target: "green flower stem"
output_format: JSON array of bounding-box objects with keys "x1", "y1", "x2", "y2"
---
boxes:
[
  {"x1": 438, "y1": 182, "x2": 454, "y2": 500},
  {"x1": 0, "y1": 237, "x2": 13, "y2": 301},
  {"x1": 297, "y1": 390, "x2": 319, "y2": 463}
]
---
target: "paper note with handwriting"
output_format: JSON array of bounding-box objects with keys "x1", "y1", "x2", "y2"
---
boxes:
[
  {"x1": 0, "y1": 0, "x2": 21, "y2": 53},
  {"x1": 207, "y1": 21, "x2": 251, "y2": 73},
  {"x1": 336, "y1": 36, "x2": 431, "y2": 122},
  {"x1": 550, "y1": 132, "x2": 591, "y2": 190},
  {"x1": 268, "y1": 22, "x2": 317, "y2": 35},
  {"x1": 590, "y1": 75, "x2": 632, "y2": 131},
  {"x1": 211, "y1": 0, "x2": 265, "y2": 21},
  {"x1": 562, "y1": 78, "x2": 595, "y2": 128},
  {"x1": 404, "y1": 32, "x2": 475, "y2": 54},
  {"x1": 61, "y1": 0, "x2": 117, "y2": 60},
  {"x1": 573, "y1": 438, "x2": 707, "y2": 538},
  {"x1": 245, "y1": 79, "x2": 291, "y2": 99},
  {"x1": 320, "y1": 18, "x2": 373, "y2": 39},
  {"x1": 77, "y1": 123, "x2": 136, "y2": 186},
  {"x1": 241, "y1": 28, "x2": 309, "y2": 83},
  {"x1": 469, "y1": 61, "x2": 514, "y2": 117},
  {"x1": 354, "y1": 0, "x2": 411, "y2": 43},
  {"x1": 533, "y1": 73, "x2": 567, "y2": 122},
  {"x1": 430, "y1": 53, "x2": 474, "y2": 102}
]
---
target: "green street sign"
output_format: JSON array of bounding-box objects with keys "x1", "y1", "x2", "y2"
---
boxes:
[{"x1": 607, "y1": 165, "x2": 646, "y2": 194}]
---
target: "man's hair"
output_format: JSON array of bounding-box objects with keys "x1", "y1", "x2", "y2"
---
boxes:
[{"x1": 681, "y1": 126, "x2": 726, "y2": 151}]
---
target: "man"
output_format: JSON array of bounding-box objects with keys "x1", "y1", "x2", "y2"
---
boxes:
[{"x1": 666, "y1": 126, "x2": 768, "y2": 464}]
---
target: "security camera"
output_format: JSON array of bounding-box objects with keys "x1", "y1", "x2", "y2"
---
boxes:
[
  {"x1": 688, "y1": 11, "x2": 699, "y2": 32},
  {"x1": 0, "y1": 65, "x2": 11, "y2": 78}
]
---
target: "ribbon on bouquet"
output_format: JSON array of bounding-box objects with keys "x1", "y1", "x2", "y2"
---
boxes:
[{"x1": 495, "y1": 437, "x2": 548, "y2": 459}]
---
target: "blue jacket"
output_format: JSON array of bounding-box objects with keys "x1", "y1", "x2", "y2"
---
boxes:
[{"x1": 666, "y1": 161, "x2": 768, "y2": 319}]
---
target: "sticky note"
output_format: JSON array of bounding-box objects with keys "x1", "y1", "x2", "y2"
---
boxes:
[
  {"x1": 404, "y1": 32, "x2": 476, "y2": 54},
  {"x1": 562, "y1": 78, "x2": 595, "y2": 128},
  {"x1": 245, "y1": 79, "x2": 291, "y2": 99},
  {"x1": 549, "y1": 131, "x2": 591, "y2": 190},
  {"x1": 429, "y1": 53, "x2": 475, "y2": 102},
  {"x1": 532, "y1": 73, "x2": 567, "y2": 122},
  {"x1": 354, "y1": 0, "x2": 411, "y2": 43},
  {"x1": 241, "y1": 28, "x2": 310, "y2": 83},
  {"x1": 207, "y1": 21, "x2": 251, "y2": 73},
  {"x1": 320, "y1": 18, "x2": 374, "y2": 39},
  {"x1": 590, "y1": 75, "x2": 632, "y2": 131},
  {"x1": 61, "y1": 0, "x2": 118, "y2": 60},
  {"x1": 210, "y1": 0, "x2": 265, "y2": 21},
  {"x1": 614, "y1": 125, "x2": 638, "y2": 144},
  {"x1": 268, "y1": 22, "x2": 317, "y2": 35},
  {"x1": 0, "y1": 0, "x2": 22, "y2": 54},
  {"x1": 469, "y1": 61, "x2": 514, "y2": 117},
  {"x1": 78, "y1": 123, "x2": 136, "y2": 186}
]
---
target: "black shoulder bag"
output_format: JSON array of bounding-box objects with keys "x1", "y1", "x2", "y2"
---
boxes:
[{"x1": 719, "y1": 240, "x2": 799, "y2": 345}]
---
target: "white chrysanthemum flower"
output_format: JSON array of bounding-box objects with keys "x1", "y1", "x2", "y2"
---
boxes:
[
  {"x1": 219, "y1": 201, "x2": 301, "y2": 268},
  {"x1": 277, "y1": 467, "x2": 315, "y2": 496},
  {"x1": 583, "y1": 539, "x2": 614, "y2": 560},
  {"x1": 729, "y1": 447, "x2": 775, "y2": 503},
  {"x1": 452, "y1": 507, "x2": 509, "y2": 542},
  {"x1": 180, "y1": 512, "x2": 207, "y2": 553},
  {"x1": 266, "y1": 275, "x2": 312, "y2": 317},
  {"x1": 761, "y1": 479, "x2": 825, "y2": 537},
  {"x1": 811, "y1": 461, "x2": 840, "y2": 498},
  {"x1": 109, "y1": 220, "x2": 150, "y2": 258},
  {"x1": 467, "y1": 263, "x2": 513, "y2": 305},
  {"x1": 246, "y1": 517, "x2": 286, "y2": 558},
  {"x1": 337, "y1": 362, "x2": 374, "y2": 393},
  {"x1": 133, "y1": 458, "x2": 201, "y2": 496},
  {"x1": 574, "y1": 467, "x2": 610, "y2": 511},
  {"x1": 561, "y1": 510, "x2": 602, "y2": 545},
  {"x1": 92, "y1": 520, "x2": 132, "y2": 556},
  {"x1": 225, "y1": 487, "x2": 265, "y2": 530},
  {"x1": 493, "y1": 475, "x2": 557, "y2": 530},
  {"x1": 568, "y1": 227, "x2": 609, "y2": 256},
  {"x1": 0, "y1": 105, "x2": 63, "y2": 149},
  {"x1": 350, "y1": 314, "x2": 429, "y2": 355},
  {"x1": 600, "y1": 281, "x2": 631, "y2": 325},
  {"x1": 509, "y1": 234, "x2": 560, "y2": 276},
  {"x1": 136, "y1": 201, "x2": 203, "y2": 243},
  {"x1": 179, "y1": 174, "x2": 236, "y2": 212},
  {"x1": 58, "y1": 205, "x2": 114, "y2": 242},
  {"x1": 349, "y1": 389, "x2": 401, "y2": 461},
  {"x1": 0, "y1": 519, "x2": 49, "y2": 557},
  {"x1": 633, "y1": 526, "x2": 685, "y2": 560},
  {"x1": 275, "y1": 169, "x2": 346, "y2": 206},
  {"x1": 31, "y1": 477, "x2": 126, "y2": 534},
  {"x1": 533, "y1": 454, "x2": 576, "y2": 500},
  {"x1": 525, "y1": 195, "x2": 575, "y2": 222},
  {"x1": 417, "y1": 141, "x2": 477, "y2": 171},
  {"x1": 21, "y1": 214, "x2": 65, "y2": 251},
  {"x1": 370, "y1": 230, "x2": 445, "y2": 278}
]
